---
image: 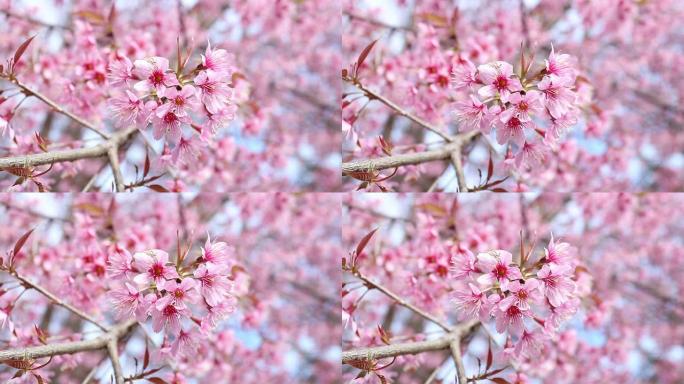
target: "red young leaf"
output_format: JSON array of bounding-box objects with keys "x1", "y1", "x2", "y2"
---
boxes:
[
  {"x1": 13, "y1": 35, "x2": 37, "y2": 67},
  {"x1": 146, "y1": 378, "x2": 168, "y2": 384},
  {"x1": 143, "y1": 340, "x2": 150, "y2": 369},
  {"x1": 355, "y1": 39, "x2": 379, "y2": 77},
  {"x1": 143, "y1": 150, "x2": 151, "y2": 178},
  {"x1": 486, "y1": 152, "x2": 494, "y2": 183},
  {"x1": 13, "y1": 228, "x2": 35, "y2": 257},
  {"x1": 355, "y1": 228, "x2": 378, "y2": 257},
  {"x1": 486, "y1": 339, "x2": 493, "y2": 370},
  {"x1": 491, "y1": 378, "x2": 511, "y2": 384},
  {"x1": 147, "y1": 184, "x2": 169, "y2": 193}
]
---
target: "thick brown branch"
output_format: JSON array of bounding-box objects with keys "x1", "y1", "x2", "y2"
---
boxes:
[
  {"x1": 342, "y1": 320, "x2": 478, "y2": 363},
  {"x1": 0, "y1": 126, "x2": 137, "y2": 170},
  {"x1": 342, "y1": 131, "x2": 478, "y2": 175},
  {"x1": 0, "y1": 319, "x2": 136, "y2": 361}
]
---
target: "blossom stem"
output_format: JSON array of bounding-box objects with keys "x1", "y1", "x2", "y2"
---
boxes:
[
  {"x1": 7, "y1": 77, "x2": 110, "y2": 139},
  {"x1": 348, "y1": 79, "x2": 454, "y2": 142},
  {"x1": 9, "y1": 270, "x2": 109, "y2": 331},
  {"x1": 352, "y1": 270, "x2": 452, "y2": 331}
]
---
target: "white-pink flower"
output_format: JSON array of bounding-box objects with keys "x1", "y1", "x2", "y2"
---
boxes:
[
  {"x1": 507, "y1": 91, "x2": 543, "y2": 122},
  {"x1": 152, "y1": 105, "x2": 191, "y2": 144},
  {"x1": 194, "y1": 70, "x2": 234, "y2": 114},
  {"x1": 545, "y1": 45, "x2": 577, "y2": 82},
  {"x1": 449, "y1": 248, "x2": 478, "y2": 279},
  {"x1": 544, "y1": 235, "x2": 573, "y2": 266},
  {"x1": 476, "y1": 250, "x2": 522, "y2": 291},
  {"x1": 107, "y1": 248, "x2": 133, "y2": 279},
  {"x1": 193, "y1": 264, "x2": 234, "y2": 306},
  {"x1": 452, "y1": 283, "x2": 491, "y2": 321},
  {"x1": 107, "y1": 57, "x2": 135, "y2": 88},
  {"x1": 454, "y1": 95, "x2": 491, "y2": 132},
  {"x1": 494, "y1": 303, "x2": 529, "y2": 335},
  {"x1": 496, "y1": 113, "x2": 529, "y2": 147},
  {"x1": 514, "y1": 141, "x2": 546, "y2": 169},
  {"x1": 151, "y1": 302, "x2": 190, "y2": 335},
  {"x1": 498, "y1": 279, "x2": 542, "y2": 311},
  {"x1": 109, "y1": 283, "x2": 149, "y2": 321},
  {"x1": 107, "y1": 90, "x2": 150, "y2": 128},
  {"x1": 201, "y1": 236, "x2": 234, "y2": 273},
  {"x1": 450, "y1": 59, "x2": 478, "y2": 90},
  {"x1": 156, "y1": 279, "x2": 199, "y2": 309},
  {"x1": 537, "y1": 263, "x2": 575, "y2": 307},
  {"x1": 133, "y1": 250, "x2": 179, "y2": 285},
  {"x1": 477, "y1": 61, "x2": 522, "y2": 103},
  {"x1": 202, "y1": 42, "x2": 234, "y2": 79},
  {"x1": 513, "y1": 329, "x2": 543, "y2": 359},
  {"x1": 538, "y1": 75, "x2": 576, "y2": 119},
  {"x1": 133, "y1": 57, "x2": 179, "y2": 97}
]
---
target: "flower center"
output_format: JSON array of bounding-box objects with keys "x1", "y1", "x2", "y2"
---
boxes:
[
  {"x1": 494, "y1": 75, "x2": 508, "y2": 90},
  {"x1": 506, "y1": 117, "x2": 522, "y2": 129},
  {"x1": 518, "y1": 101, "x2": 528, "y2": 111},
  {"x1": 174, "y1": 290, "x2": 184, "y2": 299},
  {"x1": 162, "y1": 305, "x2": 177, "y2": 317},
  {"x1": 150, "y1": 70, "x2": 165, "y2": 86},
  {"x1": 149, "y1": 263, "x2": 164, "y2": 279},
  {"x1": 494, "y1": 263, "x2": 508, "y2": 279},
  {"x1": 517, "y1": 290, "x2": 528, "y2": 300},
  {"x1": 506, "y1": 305, "x2": 521, "y2": 317},
  {"x1": 174, "y1": 96, "x2": 185, "y2": 106},
  {"x1": 163, "y1": 112, "x2": 178, "y2": 124}
]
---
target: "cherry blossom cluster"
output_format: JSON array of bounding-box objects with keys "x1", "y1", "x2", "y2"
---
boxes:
[
  {"x1": 451, "y1": 235, "x2": 589, "y2": 362},
  {"x1": 452, "y1": 48, "x2": 582, "y2": 169},
  {"x1": 108, "y1": 236, "x2": 238, "y2": 358},
  {"x1": 107, "y1": 43, "x2": 237, "y2": 162}
]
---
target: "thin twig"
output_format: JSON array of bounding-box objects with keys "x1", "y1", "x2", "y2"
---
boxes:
[
  {"x1": 351, "y1": 270, "x2": 451, "y2": 331},
  {"x1": 10, "y1": 271, "x2": 108, "y2": 331},
  {"x1": 107, "y1": 146, "x2": 125, "y2": 192},
  {"x1": 7, "y1": 77, "x2": 110, "y2": 139},
  {"x1": 107, "y1": 339, "x2": 124, "y2": 384},
  {"x1": 348, "y1": 80, "x2": 453, "y2": 142},
  {"x1": 450, "y1": 337, "x2": 467, "y2": 384}
]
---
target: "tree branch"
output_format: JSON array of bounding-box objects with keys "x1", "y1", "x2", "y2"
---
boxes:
[
  {"x1": 342, "y1": 320, "x2": 478, "y2": 363},
  {"x1": 348, "y1": 80, "x2": 454, "y2": 142},
  {"x1": 450, "y1": 337, "x2": 467, "y2": 384},
  {"x1": 0, "y1": 319, "x2": 136, "y2": 361},
  {"x1": 351, "y1": 270, "x2": 452, "y2": 332},
  {"x1": 449, "y1": 148, "x2": 468, "y2": 192},
  {"x1": 342, "y1": 131, "x2": 478, "y2": 175},
  {"x1": 107, "y1": 146, "x2": 125, "y2": 192},
  {"x1": 107, "y1": 339, "x2": 124, "y2": 384},
  {"x1": 0, "y1": 126, "x2": 137, "y2": 171},
  {"x1": 7, "y1": 77, "x2": 110, "y2": 139},
  {"x1": 9, "y1": 270, "x2": 109, "y2": 331}
]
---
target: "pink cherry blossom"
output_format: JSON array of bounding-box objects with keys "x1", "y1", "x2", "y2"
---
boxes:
[
  {"x1": 537, "y1": 263, "x2": 576, "y2": 307},
  {"x1": 133, "y1": 57, "x2": 179, "y2": 98},
  {"x1": 507, "y1": 91, "x2": 543, "y2": 122},
  {"x1": 152, "y1": 106, "x2": 192, "y2": 144},
  {"x1": 452, "y1": 283, "x2": 491, "y2": 321},
  {"x1": 513, "y1": 329, "x2": 543, "y2": 359},
  {"x1": 107, "y1": 90, "x2": 149, "y2": 128},
  {"x1": 133, "y1": 250, "x2": 179, "y2": 285},
  {"x1": 202, "y1": 42, "x2": 234, "y2": 79},
  {"x1": 499, "y1": 279, "x2": 542, "y2": 311},
  {"x1": 193, "y1": 264, "x2": 234, "y2": 307},
  {"x1": 109, "y1": 283, "x2": 148, "y2": 321},
  {"x1": 537, "y1": 75, "x2": 576, "y2": 119},
  {"x1": 545, "y1": 45, "x2": 577, "y2": 82},
  {"x1": 151, "y1": 301, "x2": 190, "y2": 334},
  {"x1": 449, "y1": 247, "x2": 478, "y2": 279},
  {"x1": 194, "y1": 70, "x2": 234, "y2": 114},
  {"x1": 494, "y1": 303, "x2": 529, "y2": 335},
  {"x1": 496, "y1": 113, "x2": 529, "y2": 147},
  {"x1": 544, "y1": 235, "x2": 573, "y2": 266},
  {"x1": 156, "y1": 279, "x2": 199, "y2": 309},
  {"x1": 454, "y1": 95, "x2": 491, "y2": 132},
  {"x1": 107, "y1": 57, "x2": 135, "y2": 88},
  {"x1": 477, "y1": 61, "x2": 522, "y2": 103},
  {"x1": 476, "y1": 250, "x2": 523, "y2": 291},
  {"x1": 201, "y1": 236, "x2": 234, "y2": 273}
]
